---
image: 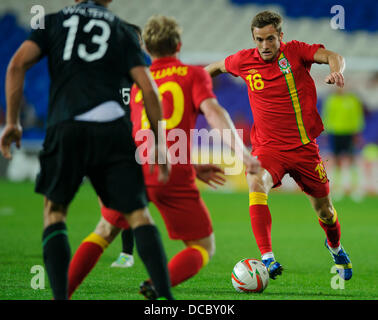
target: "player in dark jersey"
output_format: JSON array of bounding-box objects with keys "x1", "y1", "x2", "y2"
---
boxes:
[
  {"x1": 66, "y1": 15, "x2": 261, "y2": 300},
  {"x1": 0, "y1": 0, "x2": 173, "y2": 300}
]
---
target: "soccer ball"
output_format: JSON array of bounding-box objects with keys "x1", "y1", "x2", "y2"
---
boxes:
[{"x1": 231, "y1": 258, "x2": 269, "y2": 293}]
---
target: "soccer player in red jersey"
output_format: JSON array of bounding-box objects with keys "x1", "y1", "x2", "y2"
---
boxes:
[
  {"x1": 206, "y1": 10, "x2": 352, "y2": 281},
  {"x1": 67, "y1": 15, "x2": 260, "y2": 299}
]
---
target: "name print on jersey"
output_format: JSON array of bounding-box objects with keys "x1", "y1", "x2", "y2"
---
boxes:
[
  {"x1": 62, "y1": 5, "x2": 115, "y2": 22},
  {"x1": 151, "y1": 66, "x2": 188, "y2": 80}
]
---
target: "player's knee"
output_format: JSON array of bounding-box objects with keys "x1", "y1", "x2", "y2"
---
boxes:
[
  {"x1": 203, "y1": 238, "x2": 216, "y2": 259},
  {"x1": 126, "y1": 207, "x2": 154, "y2": 229},
  {"x1": 94, "y1": 217, "x2": 121, "y2": 244},
  {"x1": 248, "y1": 176, "x2": 265, "y2": 192},
  {"x1": 43, "y1": 199, "x2": 68, "y2": 227},
  {"x1": 247, "y1": 169, "x2": 273, "y2": 194},
  {"x1": 312, "y1": 198, "x2": 334, "y2": 221},
  {"x1": 187, "y1": 233, "x2": 215, "y2": 262},
  {"x1": 205, "y1": 234, "x2": 216, "y2": 259}
]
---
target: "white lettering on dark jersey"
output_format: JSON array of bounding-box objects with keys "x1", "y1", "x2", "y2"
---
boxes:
[{"x1": 62, "y1": 6, "x2": 115, "y2": 22}]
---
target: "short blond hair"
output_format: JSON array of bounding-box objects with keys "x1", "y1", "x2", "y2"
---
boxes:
[{"x1": 142, "y1": 15, "x2": 182, "y2": 57}]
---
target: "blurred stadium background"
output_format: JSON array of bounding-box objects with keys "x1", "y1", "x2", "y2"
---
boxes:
[{"x1": 0, "y1": 0, "x2": 377, "y2": 197}]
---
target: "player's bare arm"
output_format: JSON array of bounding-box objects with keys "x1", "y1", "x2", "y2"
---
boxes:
[
  {"x1": 205, "y1": 59, "x2": 227, "y2": 78},
  {"x1": 193, "y1": 164, "x2": 226, "y2": 189},
  {"x1": 200, "y1": 98, "x2": 260, "y2": 174},
  {"x1": 130, "y1": 65, "x2": 171, "y2": 182},
  {"x1": 0, "y1": 40, "x2": 41, "y2": 159},
  {"x1": 313, "y1": 48, "x2": 345, "y2": 88}
]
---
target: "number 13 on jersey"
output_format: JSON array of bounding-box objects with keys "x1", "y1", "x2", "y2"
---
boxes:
[
  {"x1": 135, "y1": 81, "x2": 184, "y2": 130},
  {"x1": 63, "y1": 15, "x2": 110, "y2": 62}
]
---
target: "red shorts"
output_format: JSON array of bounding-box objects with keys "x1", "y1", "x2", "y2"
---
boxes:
[
  {"x1": 252, "y1": 141, "x2": 329, "y2": 198},
  {"x1": 101, "y1": 184, "x2": 213, "y2": 241},
  {"x1": 101, "y1": 206, "x2": 130, "y2": 230}
]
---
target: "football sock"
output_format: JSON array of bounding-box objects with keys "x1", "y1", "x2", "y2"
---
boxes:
[
  {"x1": 68, "y1": 232, "x2": 109, "y2": 299},
  {"x1": 121, "y1": 228, "x2": 134, "y2": 255},
  {"x1": 42, "y1": 222, "x2": 71, "y2": 300},
  {"x1": 133, "y1": 224, "x2": 174, "y2": 300},
  {"x1": 261, "y1": 252, "x2": 275, "y2": 261},
  {"x1": 318, "y1": 208, "x2": 341, "y2": 249},
  {"x1": 249, "y1": 192, "x2": 272, "y2": 255},
  {"x1": 328, "y1": 245, "x2": 341, "y2": 255},
  {"x1": 168, "y1": 245, "x2": 209, "y2": 287}
]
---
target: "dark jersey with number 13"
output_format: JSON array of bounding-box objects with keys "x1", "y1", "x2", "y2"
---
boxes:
[{"x1": 28, "y1": 0, "x2": 146, "y2": 128}]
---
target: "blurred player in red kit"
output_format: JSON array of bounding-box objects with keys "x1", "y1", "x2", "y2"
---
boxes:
[
  {"x1": 206, "y1": 10, "x2": 352, "y2": 281},
  {"x1": 67, "y1": 15, "x2": 260, "y2": 299}
]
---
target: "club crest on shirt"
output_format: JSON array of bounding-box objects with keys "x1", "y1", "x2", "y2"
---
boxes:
[{"x1": 278, "y1": 57, "x2": 291, "y2": 74}]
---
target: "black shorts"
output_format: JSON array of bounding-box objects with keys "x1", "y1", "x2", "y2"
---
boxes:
[
  {"x1": 329, "y1": 134, "x2": 355, "y2": 156},
  {"x1": 35, "y1": 118, "x2": 148, "y2": 214}
]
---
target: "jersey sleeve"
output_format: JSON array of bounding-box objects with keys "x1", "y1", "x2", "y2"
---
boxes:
[
  {"x1": 224, "y1": 51, "x2": 242, "y2": 77},
  {"x1": 119, "y1": 23, "x2": 147, "y2": 73},
  {"x1": 192, "y1": 67, "x2": 216, "y2": 110},
  {"x1": 291, "y1": 40, "x2": 325, "y2": 64},
  {"x1": 27, "y1": 14, "x2": 52, "y2": 57}
]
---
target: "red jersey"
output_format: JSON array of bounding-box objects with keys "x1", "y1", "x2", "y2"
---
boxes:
[
  {"x1": 225, "y1": 40, "x2": 325, "y2": 151},
  {"x1": 130, "y1": 57, "x2": 215, "y2": 187}
]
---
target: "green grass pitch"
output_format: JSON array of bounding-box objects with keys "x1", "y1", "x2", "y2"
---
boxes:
[{"x1": 0, "y1": 179, "x2": 377, "y2": 300}]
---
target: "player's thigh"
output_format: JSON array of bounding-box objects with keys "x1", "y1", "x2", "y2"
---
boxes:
[
  {"x1": 249, "y1": 148, "x2": 285, "y2": 192},
  {"x1": 88, "y1": 120, "x2": 149, "y2": 215},
  {"x1": 246, "y1": 167, "x2": 274, "y2": 193},
  {"x1": 184, "y1": 233, "x2": 216, "y2": 258},
  {"x1": 93, "y1": 217, "x2": 122, "y2": 243},
  {"x1": 90, "y1": 161, "x2": 148, "y2": 215},
  {"x1": 35, "y1": 122, "x2": 87, "y2": 206},
  {"x1": 289, "y1": 142, "x2": 330, "y2": 198},
  {"x1": 147, "y1": 186, "x2": 213, "y2": 241},
  {"x1": 100, "y1": 202, "x2": 154, "y2": 230}
]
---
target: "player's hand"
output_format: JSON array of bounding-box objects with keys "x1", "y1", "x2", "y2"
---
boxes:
[
  {"x1": 194, "y1": 164, "x2": 226, "y2": 189},
  {"x1": 157, "y1": 161, "x2": 171, "y2": 184},
  {"x1": 149, "y1": 144, "x2": 171, "y2": 183},
  {"x1": 244, "y1": 155, "x2": 261, "y2": 175},
  {"x1": 0, "y1": 123, "x2": 22, "y2": 160},
  {"x1": 325, "y1": 72, "x2": 344, "y2": 88}
]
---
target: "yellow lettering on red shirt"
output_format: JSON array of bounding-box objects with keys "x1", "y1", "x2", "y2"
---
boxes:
[
  {"x1": 135, "y1": 81, "x2": 185, "y2": 130},
  {"x1": 151, "y1": 66, "x2": 188, "y2": 80}
]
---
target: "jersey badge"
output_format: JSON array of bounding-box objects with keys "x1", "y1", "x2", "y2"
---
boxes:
[{"x1": 278, "y1": 56, "x2": 291, "y2": 74}]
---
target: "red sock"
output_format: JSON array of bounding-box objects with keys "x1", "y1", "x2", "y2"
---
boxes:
[
  {"x1": 168, "y1": 247, "x2": 206, "y2": 287},
  {"x1": 249, "y1": 204, "x2": 272, "y2": 255},
  {"x1": 68, "y1": 233, "x2": 108, "y2": 299},
  {"x1": 319, "y1": 218, "x2": 341, "y2": 248}
]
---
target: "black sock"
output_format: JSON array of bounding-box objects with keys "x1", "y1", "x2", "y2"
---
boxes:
[
  {"x1": 133, "y1": 224, "x2": 174, "y2": 300},
  {"x1": 42, "y1": 222, "x2": 71, "y2": 300},
  {"x1": 121, "y1": 228, "x2": 134, "y2": 255}
]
